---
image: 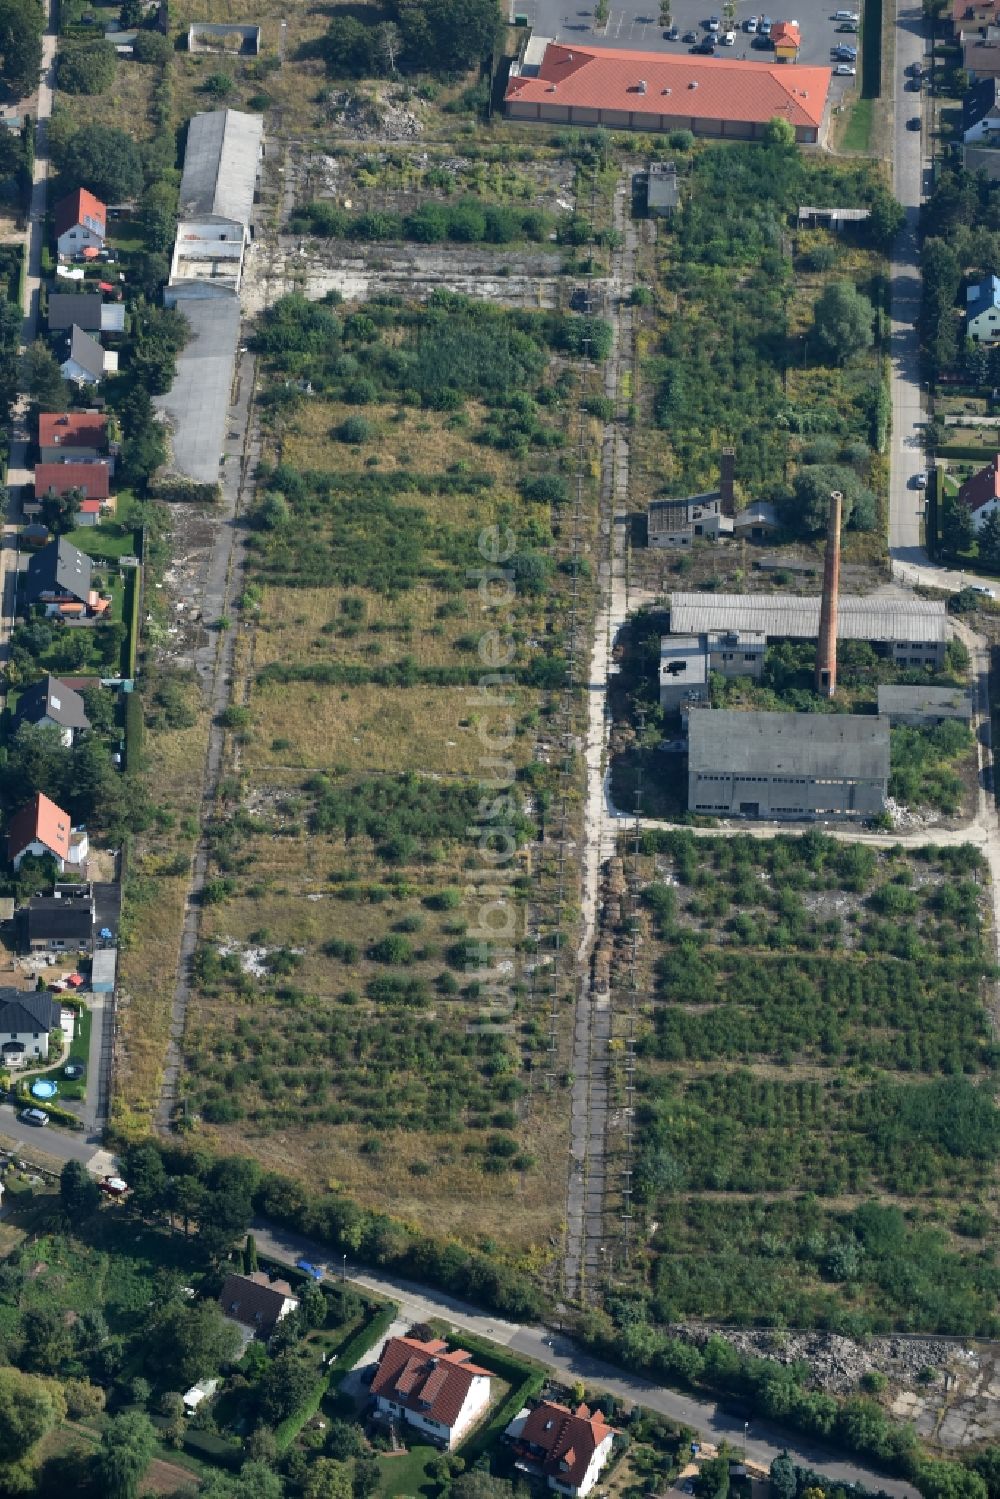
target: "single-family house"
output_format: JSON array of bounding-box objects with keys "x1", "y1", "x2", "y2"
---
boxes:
[
  {"x1": 954, "y1": 0, "x2": 1000, "y2": 33},
  {"x1": 14, "y1": 675, "x2": 90, "y2": 745},
  {"x1": 733, "y1": 502, "x2": 780, "y2": 541},
  {"x1": 0, "y1": 988, "x2": 64, "y2": 1063},
  {"x1": 60, "y1": 326, "x2": 116, "y2": 386},
  {"x1": 34, "y1": 461, "x2": 111, "y2": 504},
  {"x1": 771, "y1": 20, "x2": 802, "y2": 60},
  {"x1": 370, "y1": 1336, "x2": 493, "y2": 1450},
  {"x1": 958, "y1": 452, "x2": 1000, "y2": 527},
  {"x1": 218, "y1": 1271, "x2": 299, "y2": 1339},
  {"x1": 54, "y1": 188, "x2": 107, "y2": 259},
  {"x1": 7, "y1": 792, "x2": 86, "y2": 872},
  {"x1": 506, "y1": 1400, "x2": 617, "y2": 1499},
  {"x1": 47, "y1": 293, "x2": 125, "y2": 336},
  {"x1": 963, "y1": 77, "x2": 1000, "y2": 139},
  {"x1": 38, "y1": 412, "x2": 109, "y2": 464},
  {"x1": 25, "y1": 538, "x2": 93, "y2": 615},
  {"x1": 964, "y1": 32, "x2": 1000, "y2": 78},
  {"x1": 23, "y1": 887, "x2": 96, "y2": 953},
  {"x1": 967, "y1": 275, "x2": 1000, "y2": 341}
]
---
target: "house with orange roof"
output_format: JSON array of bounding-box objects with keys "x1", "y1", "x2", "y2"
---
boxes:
[
  {"x1": 370, "y1": 1335, "x2": 493, "y2": 1449},
  {"x1": 54, "y1": 188, "x2": 107, "y2": 259},
  {"x1": 7, "y1": 792, "x2": 87, "y2": 873},
  {"x1": 504, "y1": 38, "x2": 831, "y2": 143},
  {"x1": 34, "y1": 462, "x2": 111, "y2": 503},
  {"x1": 506, "y1": 1399, "x2": 618, "y2": 1498},
  {"x1": 958, "y1": 453, "x2": 1000, "y2": 531},
  {"x1": 38, "y1": 412, "x2": 109, "y2": 465},
  {"x1": 770, "y1": 20, "x2": 801, "y2": 61},
  {"x1": 954, "y1": 0, "x2": 1000, "y2": 34}
]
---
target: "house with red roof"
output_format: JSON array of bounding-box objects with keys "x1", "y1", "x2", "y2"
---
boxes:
[
  {"x1": 370, "y1": 1335, "x2": 493, "y2": 1449},
  {"x1": 771, "y1": 20, "x2": 802, "y2": 61},
  {"x1": 39, "y1": 412, "x2": 109, "y2": 465},
  {"x1": 506, "y1": 1400, "x2": 617, "y2": 1498},
  {"x1": 34, "y1": 462, "x2": 111, "y2": 503},
  {"x1": 54, "y1": 188, "x2": 107, "y2": 259},
  {"x1": 504, "y1": 38, "x2": 831, "y2": 143},
  {"x1": 958, "y1": 453, "x2": 1000, "y2": 531},
  {"x1": 7, "y1": 792, "x2": 87, "y2": 873}
]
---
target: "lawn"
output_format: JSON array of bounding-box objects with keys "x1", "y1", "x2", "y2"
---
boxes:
[
  {"x1": 64, "y1": 519, "x2": 142, "y2": 562},
  {"x1": 376, "y1": 1444, "x2": 440, "y2": 1499},
  {"x1": 32, "y1": 1002, "x2": 92, "y2": 1101},
  {"x1": 841, "y1": 96, "x2": 875, "y2": 153}
]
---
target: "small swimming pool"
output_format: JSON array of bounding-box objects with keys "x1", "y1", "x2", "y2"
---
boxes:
[{"x1": 30, "y1": 1080, "x2": 57, "y2": 1100}]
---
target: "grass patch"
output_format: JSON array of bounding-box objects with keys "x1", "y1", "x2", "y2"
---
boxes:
[
  {"x1": 842, "y1": 96, "x2": 874, "y2": 152},
  {"x1": 32, "y1": 1003, "x2": 92, "y2": 1101}
]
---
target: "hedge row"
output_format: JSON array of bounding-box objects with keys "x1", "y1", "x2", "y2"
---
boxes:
[
  {"x1": 274, "y1": 1297, "x2": 398, "y2": 1454},
  {"x1": 937, "y1": 444, "x2": 1000, "y2": 459}
]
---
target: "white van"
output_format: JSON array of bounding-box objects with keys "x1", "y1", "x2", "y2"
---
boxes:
[{"x1": 835, "y1": 8, "x2": 858, "y2": 18}]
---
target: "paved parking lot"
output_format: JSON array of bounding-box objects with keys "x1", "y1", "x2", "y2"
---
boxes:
[{"x1": 516, "y1": 0, "x2": 861, "y2": 70}]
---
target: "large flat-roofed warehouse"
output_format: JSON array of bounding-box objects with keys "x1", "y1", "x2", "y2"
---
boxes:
[
  {"x1": 669, "y1": 592, "x2": 948, "y2": 670},
  {"x1": 688, "y1": 709, "x2": 890, "y2": 821},
  {"x1": 505, "y1": 39, "x2": 832, "y2": 143}
]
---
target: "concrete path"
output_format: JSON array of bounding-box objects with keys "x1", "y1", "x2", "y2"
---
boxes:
[{"x1": 251, "y1": 1218, "x2": 919, "y2": 1499}]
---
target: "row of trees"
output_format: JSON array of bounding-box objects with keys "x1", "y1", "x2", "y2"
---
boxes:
[{"x1": 324, "y1": 0, "x2": 501, "y2": 80}]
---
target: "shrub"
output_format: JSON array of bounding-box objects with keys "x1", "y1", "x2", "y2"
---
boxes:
[
  {"x1": 133, "y1": 30, "x2": 171, "y2": 64},
  {"x1": 337, "y1": 415, "x2": 372, "y2": 444},
  {"x1": 59, "y1": 41, "x2": 116, "y2": 94}
]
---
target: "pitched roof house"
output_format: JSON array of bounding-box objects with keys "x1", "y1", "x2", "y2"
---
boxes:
[
  {"x1": 954, "y1": 0, "x2": 1000, "y2": 31},
  {"x1": 7, "y1": 792, "x2": 76, "y2": 870},
  {"x1": 25, "y1": 538, "x2": 93, "y2": 612},
  {"x1": 958, "y1": 452, "x2": 1000, "y2": 529},
  {"x1": 963, "y1": 77, "x2": 1000, "y2": 138},
  {"x1": 23, "y1": 889, "x2": 96, "y2": 952},
  {"x1": 505, "y1": 40, "x2": 831, "y2": 143},
  {"x1": 54, "y1": 188, "x2": 107, "y2": 258},
  {"x1": 48, "y1": 293, "x2": 124, "y2": 336},
  {"x1": 34, "y1": 461, "x2": 111, "y2": 502},
  {"x1": 0, "y1": 988, "x2": 63, "y2": 1062},
  {"x1": 771, "y1": 19, "x2": 802, "y2": 59},
  {"x1": 61, "y1": 326, "x2": 115, "y2": 386},
  {"x1": 506, "y1": 1400, "x2": 617, "y2": 1498},
  {"x1": 218, "y1": 1271, "x2": 299, "y2": 1337},
  {"x1": 39, "y1": 412, "x2": 109, "y2": 463},
  {"x1": 371, "y1": 1336, "x2": 493, "y2": 1450},
  {"x1": 967, "y1": 275, "x2": 1000, "y2": 341},
  {"x1": 14, "y1": 675, "x2": 90, "y2": 745}
]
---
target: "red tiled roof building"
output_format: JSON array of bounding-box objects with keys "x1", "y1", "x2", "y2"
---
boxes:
[
  {"x1": 505, "y1": 40, "x2": 831, "y2": 143},
  {"x1": 370, "y1": 1336, "x2": 493, "y2": 1449},
  {"x1": 34, "y1": 462, "x2": 111, "y2": 501},
  {"x1": 959, "y1": 453, "x2": 1000, "y2": 530},
  {"x1": 507, "y1": 1400, "x2": 618, "y2": 1498}
]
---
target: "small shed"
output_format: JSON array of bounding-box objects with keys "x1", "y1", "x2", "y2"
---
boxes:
[
  {"x1": 797, "y1": 205, "x2": 872, "y2": 232},
  {"x1": 91, "y1": 948, "x2": 117, "y2": 993},
  {"x1": 182, "y1": 1378, "x2": 219, "y2": 1414},
  {"x1": 647, "y1": 160, "x2": 679, "y2": 216}
]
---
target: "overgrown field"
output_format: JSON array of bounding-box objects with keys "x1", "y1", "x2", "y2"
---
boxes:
[
  {"x1": 640, "y1": 142, "x2": 896, "y2": 555},
  {"x1": 612, "y1": 831, "x2": 1000, "y2": 1335},
  {"x1": 181, "y1": 290, "x2": 604, "y2": 1256}
]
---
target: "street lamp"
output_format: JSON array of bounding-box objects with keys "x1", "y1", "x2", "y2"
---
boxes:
[{"x1": 342, "y1": 1253, "x2": 347, "y2": 1283}]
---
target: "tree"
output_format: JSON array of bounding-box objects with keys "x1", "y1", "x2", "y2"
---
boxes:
[
  {"x1": 323, "y1": 16, "x2": 376, "y2": 76},
  {"x1": 20, "y1": 1307, "x2": 73, "y2": 1375},
  {"x1": 868, "y1": 189, "x2": 906, "y2": 250},
  {"x1": 812, "y1": 280, "x2": 874, "y2": 365},
  {"x1": 60, "y1": 1159, "x2": 101, "y2": 1221},
  {"x1": 59, "y1": 41, "x2": 117, "y2": 94},
  {"x1": 791, "y1": 464, "x2": 878, "y2": 534},
  {"x1": 0, "y1": 1368, "x2": 64, "y2": 1462},
  {"x1": 200, "y1": 1465, "x2": 285, "y2": 1499},
  {"x1": 942, "y1": 494, "x2": 975, "y2": 557},
  {"x1": 377, "y1": 21, "x2": 402, "y2": 72},
  {"x1": 258, "y1": 1351, "x2": 315, "y2": 1425},
  {"x1": 770, "y1": 1453, "x2": 797, "y2": 1499},
  {"x1": 916, "y1": 1463, "x2": 989, "y2": 1499},
  {"x1": 305, "y1": 1460, "x2": 354, "y2": 1499},
  {"x1": 390, "y1": 0, "x2": 502, "y2": 73},
  {"x1": 977, "y1": 507, "x2": 1000, "y2": 570},
  {"x1": 39, "y1": 484, "x2": 82, "y2": 535},
  {"x1": 154, "y1": 1299, "x2": 242, "y2": 1389},
  {"x1": 93, "y1": 1412, "x2": 156, "y2": 1499},
  {"x1": 19, "y1": 342, "x2": 69, "y2": 412},
  {"x1": 133, "y1": 30, "x2": 171, "y2": 64},
  {"x1": 58, "y1": 124, "x2": 144, "y2": 202},
  {"x1": 0, "y1": 0, "x2": 43, "y2": 94},
  {"x1": 763, "y1": 115, "x2": 796, "y2": 145}
]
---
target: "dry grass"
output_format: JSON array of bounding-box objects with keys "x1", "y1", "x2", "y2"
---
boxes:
[
  {"x1": 246, "y1": 680, "x2": 538, "y2": 776},
  {"x1": 65, "y1": 58, "x2": 157, "y2": 141}
]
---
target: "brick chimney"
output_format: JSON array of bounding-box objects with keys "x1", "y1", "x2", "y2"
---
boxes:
[
  {"x1": 816, "y1": 490, "x2": 842, "y2": 699},
  {"x1": 719, "y1": 446, "x2": 736, "y2": 516}
]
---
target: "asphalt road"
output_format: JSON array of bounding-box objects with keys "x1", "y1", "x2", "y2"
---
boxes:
[
  {"x1": 253, "y1": 1219, "x2": 919, "y2": 1499},
  {"x1": 512, "y1": 0, "x2": 859, "y2": 66}
]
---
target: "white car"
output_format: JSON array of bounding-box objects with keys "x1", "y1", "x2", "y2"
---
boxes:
[
  {"x1": 972, "y1": 585, "x2": 996, "y2": 599},
  {"x1": 911, "y1": 472, "x2": 927, "y2": 489},
  {"x1": 834, "y1": 62, "x2": 856, "y2": 74},
  {"x1": 745, "y1": 14, "x2": 758, "y2": 27},
  {"x1": 708, "y1": 15, "x2": 721, "y2": 30},
  {"x1": 723, "y1": 28, "x2": 736, "y2": 42}
]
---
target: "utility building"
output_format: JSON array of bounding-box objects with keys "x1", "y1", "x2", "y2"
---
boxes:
[{"x1": 687, "y1": 709, "x2": 890, "y2": 820}]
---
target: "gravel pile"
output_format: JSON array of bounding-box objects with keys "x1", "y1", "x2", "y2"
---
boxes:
[{"x1": 676, "y1": 1326, "x2": 974, "y2": 1394}]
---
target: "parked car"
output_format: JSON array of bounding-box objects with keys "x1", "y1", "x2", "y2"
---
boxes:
[
  {"x1": 296, "y1": 1259, "x2": 324, "y2": 1281},
  {"x1": 835, "y1": 62, "x2": 857, "y2": 73},
  {"x1": 666, "y1": 24, "x2": 680, "y2": 37},
  {"x1": 722, "y1": 28, "x2": 736, "y2": 42},
  {"x1": 708, "y1": 14, "x2": 721, "y2": 28},
  {"x1": 906, "y1": 114, "x2": 921, "y2": 128},
  {"x1": 907, "y1": 74, "x2": 921, "y2": 89},
  {"x1": 836, "y1": 19, "x2": 859, "y2": 28},
  {"x1": 834, "y1": 44, "x2": 857, "y2": 57},
  {"x1": 907, "y1": 60, "x2": 924, "y2": 75},
  {"x1": 910, "y1": 472, "x2": 928, "y2": 488},
  {"x1": 973, "y1": 585, "x2": 997, "y2": 598},
  {"x1": 683, "y1": 29, "x2": 698, "y2": 41},
  {"x1": 692, "y1": 38, "x2": 717, "y2": 51},
  {"x1": 760, "y1": 15, "x2": 773, "y2": 33},
  {"x1": 19, "y1": 1109, "x2": 48, "y2": 1127},
  {"x1": 745, "y1": 13, "x2": 758, "y2": 26}
]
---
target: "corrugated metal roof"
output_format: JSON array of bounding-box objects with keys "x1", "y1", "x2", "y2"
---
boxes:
[
  {"x1": 688, "y1": 708, "x2": 890, "y2": 780},
  {"x1": 178, "y1": 108, "x2": 262, "y2": 227},
  {"x1": 669, "y1": 592, "x2": 948, "y2": 643}
]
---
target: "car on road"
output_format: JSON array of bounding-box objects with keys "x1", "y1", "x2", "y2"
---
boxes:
[
  {"x1": 665, "y1": 24, "x2": 680, "y2": 37},
  {"x1": 745, "y1": 13, "x2": 758, "y2": 27},
  {"x1": 834, "y1": 63, "x2": 857, "y2": 74},
  {"x1": 296, "y1": 1259, "x2": 324, "y2": 1281},
  {"x1": 910, "y1": 472, "x2": 928, "y2": 488},
  {"x1": 19, "y1": 1109, "x2": 48, "y2": 1127},
  {"x1": 906, "y1": 114, "x2": 921, "y2": 128},
  {"x1": 683, "y1": 29, "x2": 698, "y2": 41}
]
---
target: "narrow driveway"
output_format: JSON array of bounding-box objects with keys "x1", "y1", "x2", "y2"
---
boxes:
[{"x1": 253, "y1": 1220, "x2": 918, "y2": 1499}]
